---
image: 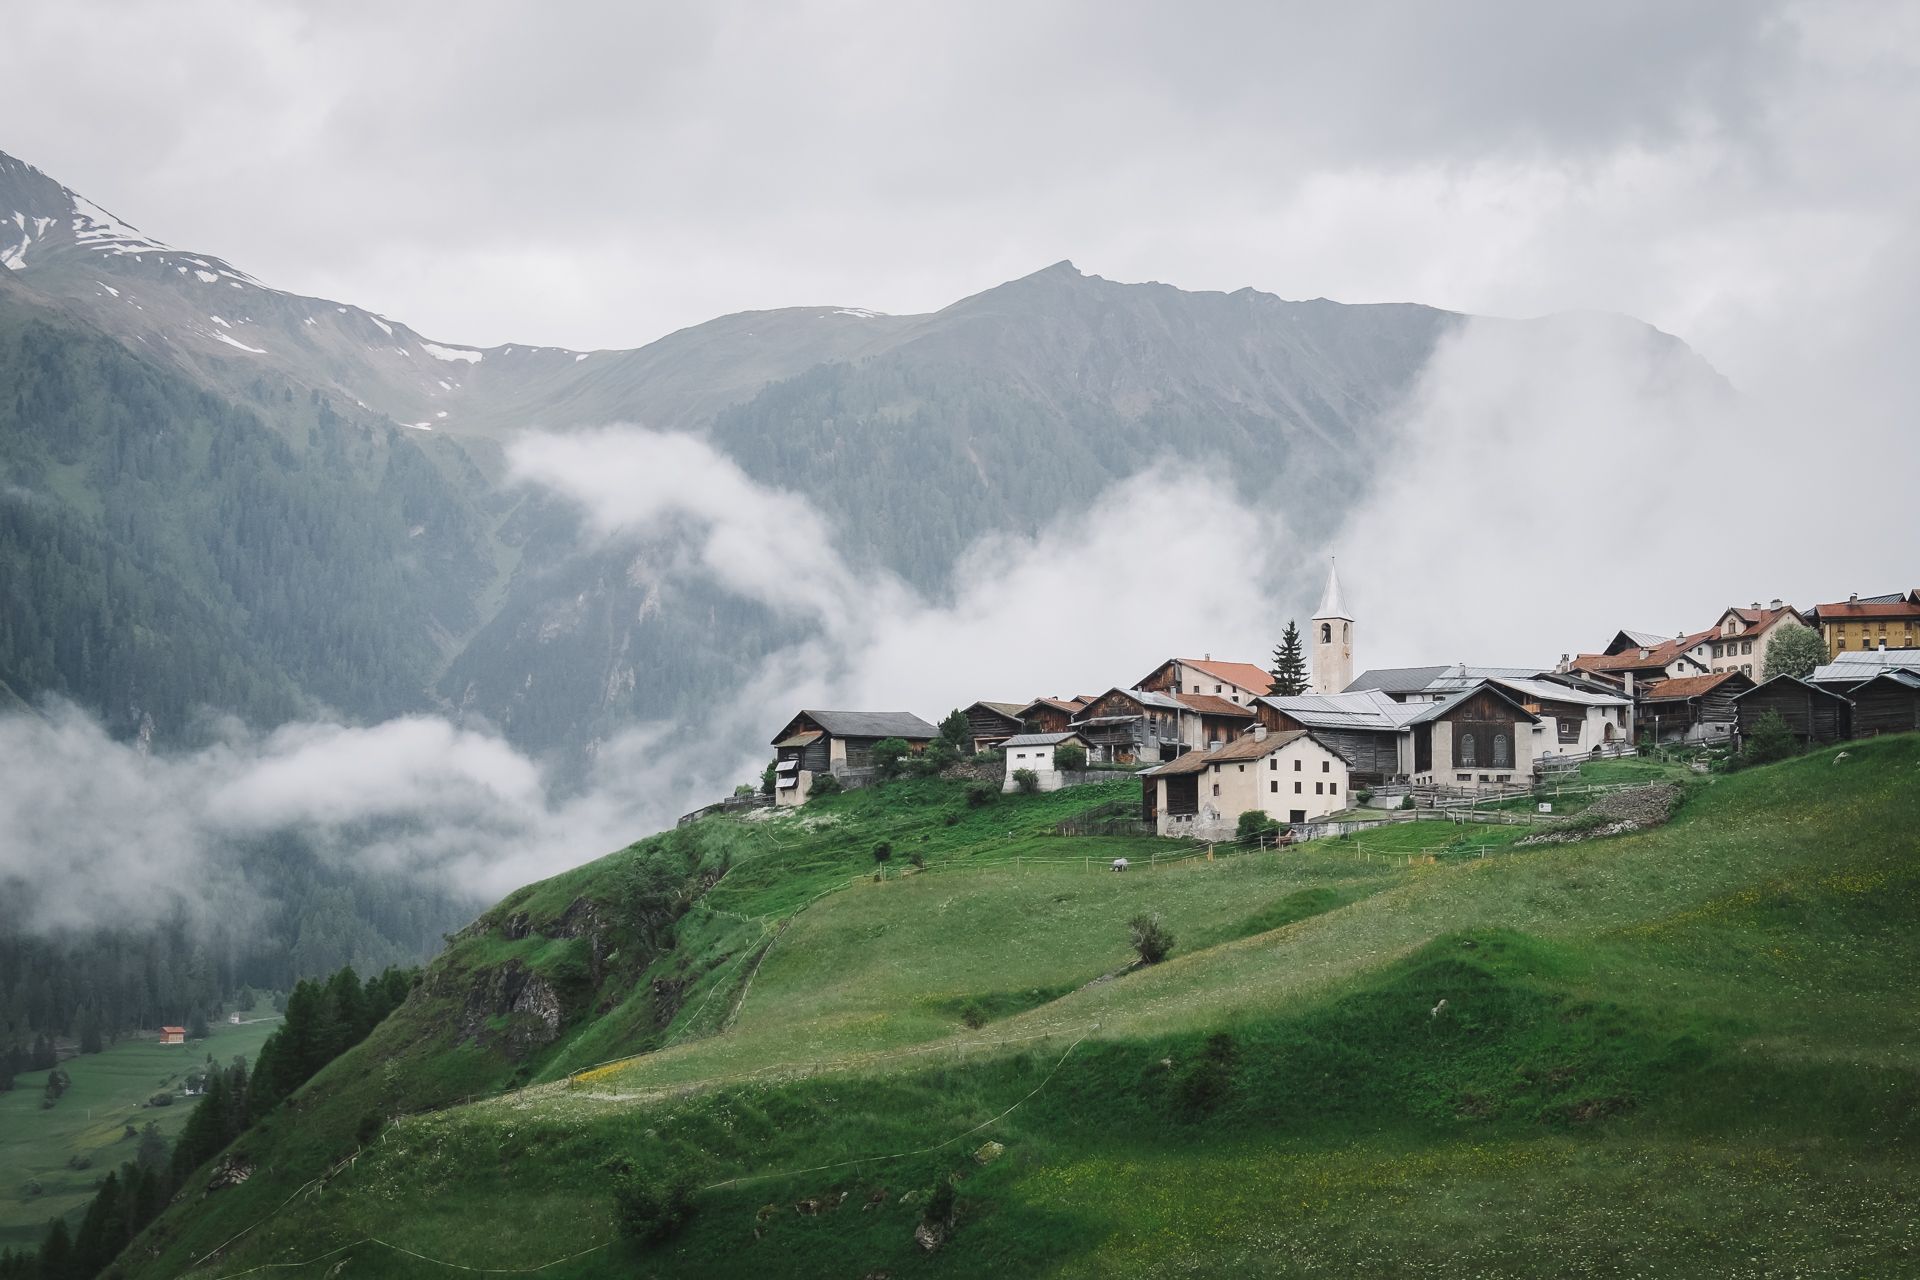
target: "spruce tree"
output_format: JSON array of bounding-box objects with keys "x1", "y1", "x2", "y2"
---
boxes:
[{"x1": 1269, "y1": 621, "x2": 1309, "y2": 696}]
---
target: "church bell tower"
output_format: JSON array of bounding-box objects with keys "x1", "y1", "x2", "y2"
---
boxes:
[{"x1": 1311, "y1": 559, "x2": 1353, "y2": 694}]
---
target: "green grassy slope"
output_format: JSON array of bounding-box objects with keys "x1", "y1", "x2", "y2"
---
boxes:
[
  {"x1": 0, "y1": 1012, "x2": 281, "y2": 1251},
  {"x1": 124, "y1": 742, "x2": 1920, "y2": 1277}
]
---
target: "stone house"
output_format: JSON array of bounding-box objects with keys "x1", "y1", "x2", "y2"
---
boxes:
[{"x1": 1152, "y1": 726, "x2": 1350, "y2": 839}]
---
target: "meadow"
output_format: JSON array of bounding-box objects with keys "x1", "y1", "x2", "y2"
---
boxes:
[
  {"x1": 121, "y1": 741, "x2": 1920, "y2": 1277},
  {"x1": 0, "y1": 1009, "x2": 279, "y2": 1251}
]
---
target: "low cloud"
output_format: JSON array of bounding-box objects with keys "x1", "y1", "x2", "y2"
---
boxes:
[{"x1": 1, "y1": 444, "x2": 1323, "y2": 937}]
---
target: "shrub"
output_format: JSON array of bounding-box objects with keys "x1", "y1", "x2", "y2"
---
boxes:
[
  {"x1": 1741, "y1": 709, "x2": 1800, "y2": 766},
  {"x1": 759, "y1": 761, "x2": 777, "y2": 795},
  {"x1": 923, "y1": 1178, "x2": 957, "y2": 1225},
  {"x1": 1128, "y1": 913, "x2": 1173, "y2": 965},
  {"x1": 807, "y1": 773, "x2": 842, "y2": 799},
  {"x1": 959, "y1": 1001, "x2": 988, "y2": 1029},
  {"x1": 355, "y1": 1110, "x2": 385, "y2": 1146},
  {"x1": 1175, "y1": 1033, "x2": 1240, "y2": 1120},
  {"x1": 872, "y1": 841, "x2": 893, "y2": 864},
  {"x1": 1399, "y1": 794, "x2": 1415, "y2": 811},
  {"x1": 925, "y1": 740, "x2": 959, "y2": 771},
  {"x1": 1236, "y1": 810, "x2": 1280, "y2": 841},
  {"x1": 870, "y1": 737, "x2": 912, "y2": 779},
  {"x1": 943, "y1": 811, "x2": 960, "y2": 826},
  {"x1": 909, "y1": 850, "x2": 927, "y2": 869},
  {"x1": 609, "y1": 1162, "x2": 697, "y2": 1245},
  {"x1": 1355, "y1": 787, "x2": 1373, "y2": 805},
  {"x1": 1013, "y1": 768, "x2": 1040, "y2": 794},
  {"x1": 966, "y1": 782, "x2": 996, "y2": 807},
  {"x1": 1053, "y1": 743, "x2": 1087, "y2": 772}
]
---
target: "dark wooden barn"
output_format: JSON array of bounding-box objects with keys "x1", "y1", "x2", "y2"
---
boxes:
[
  {"x1": 1845, "y1": 672, "x2": 1920, "y2": 737},
  {"x1": 1734, "y1": 677, "x2": 1852, "y2": 747}
]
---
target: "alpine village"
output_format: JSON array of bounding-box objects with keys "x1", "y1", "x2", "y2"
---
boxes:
[{"x1": 757, "y1": 564, "x2": 1920, "y2": 842}]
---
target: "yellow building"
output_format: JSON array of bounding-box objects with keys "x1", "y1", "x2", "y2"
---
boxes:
[{"x1": 1814, "y1": 592, "x2": 1920, "y2": 654}]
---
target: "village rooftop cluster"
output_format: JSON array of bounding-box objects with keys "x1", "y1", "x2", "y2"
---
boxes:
[{"x1": 767, "y1": 566, "x2": 1920, "y2": 842}]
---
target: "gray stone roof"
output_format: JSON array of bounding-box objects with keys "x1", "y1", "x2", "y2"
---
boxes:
[{"x1": 799, "y1": 710, "x2": 938, "y2": 740}]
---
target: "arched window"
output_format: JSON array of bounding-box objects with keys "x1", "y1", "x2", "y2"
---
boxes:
[
  {"x1": 1460, "y1": 732, "x2": 1477, "y2": 766},
  {"x1": 1342, "y1": 622, "x2": 1350, "y2": 643},
  {"x1": 1320, "y1": 623, "x2": 1332, "y2": 644},
  {"x1": 1493, "y1": 734, "x2": 1509, "y2": 767}
]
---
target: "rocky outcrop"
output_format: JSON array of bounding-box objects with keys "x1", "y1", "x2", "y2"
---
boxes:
[{"x1": 457, "y1": 961, "x2": 566, "y2": 1060}]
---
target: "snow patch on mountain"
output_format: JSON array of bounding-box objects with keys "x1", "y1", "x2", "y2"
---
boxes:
[
  {"x1": 421, "y1": 341, "x2": 483, "y2": 365},
  {"x1": 211, "y1": 331, "x2": 266, "y2": 355}
]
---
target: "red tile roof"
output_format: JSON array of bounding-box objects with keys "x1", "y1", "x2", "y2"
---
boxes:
[
  {"x1": 1814, "y1": 600, "x2": 1920, "y2": 621},
  {"x1": 1180, "y1": 658, "x2": 1275, "y2": 694},
  {"x1": 1154, "y1": 731, "x2": 1311, "y2": 775},
  {"x1": 1638, "y1": 672, "x2": 1748, "y2": 701},
  {"x1": 1570, "y1": 629, "x2": 1713, "y2": 675},
  {"x1": 1171, "y1": 692, "x2": 1258, "y2": 718}
]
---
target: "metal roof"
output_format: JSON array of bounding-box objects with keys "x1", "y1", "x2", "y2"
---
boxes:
[
  {"x1": 1810, "y1": 653, "x2": 1920, "y2": 684},
  {"x1": 1400, "y1": 682, "x2": 1542, "y2": 725},
  {"x1": 1000, "y1": 732, "x2": 1086, "y2": 748},
  {"x1": 1488, "y1": 676, "x2": 1630, "y2": 707},
  {"x1": 793, "y1": 710, "x2": 937, "y2": 740},
  {"x1": 1258, "y1": 689, "x2": 1428, "y2": 731},
  {"x1": 1345, "y1": 665, "x2": 1450, "y2": 695},
  {"x1": 1314, "y1": 559, "x2": 1350, "y2": 619}
]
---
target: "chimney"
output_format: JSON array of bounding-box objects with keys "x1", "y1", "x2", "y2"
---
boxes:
[
  {"x1": 1252, "y1": 724, "x2": 1268, "y2": 742},
  {"x1": 1769, "y1": 598, "x2": 1782, "y2": 609},
  {"x1": 1638, "y1": 648, "x2": 1650, "y2": 660},
  {"x1": 1751, "y1": 601, "x2": 1761, "y2": 610},
  {"x1": 1207, "y1": 739, "x2": 1223, "y2": 752},
  {"x1": 1850, "y1": 593, "x2": 1859, "y2": 603}
]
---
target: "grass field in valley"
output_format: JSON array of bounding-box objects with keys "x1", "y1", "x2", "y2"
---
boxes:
[
  {"x1": 121, "y1": 740, "x2": 1920, "y2": 1278},
  {"x1": 0, "y1": 1009, "x2": 280, "y2": 1251}
]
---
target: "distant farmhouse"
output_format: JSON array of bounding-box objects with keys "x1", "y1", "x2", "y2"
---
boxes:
[{"x1": 771, "y1": 710, "x2": 936, "y2": 805}]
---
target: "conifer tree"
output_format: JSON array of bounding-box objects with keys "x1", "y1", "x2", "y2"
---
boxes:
[{"x1": 1269, "y1": 621, "x2": 1309, "y2": 696}]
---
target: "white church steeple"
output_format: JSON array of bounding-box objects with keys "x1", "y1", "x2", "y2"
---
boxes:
[{"x1": 1311, "y1": 558, "x2": 1353, "y2": 694}]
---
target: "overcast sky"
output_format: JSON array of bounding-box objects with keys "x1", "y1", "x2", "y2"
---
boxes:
[{"x1": 3, "y1": 1, "x2": 1915, "y2": 397}]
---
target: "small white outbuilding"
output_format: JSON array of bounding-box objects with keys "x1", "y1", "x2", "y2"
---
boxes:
[{"x1": 1001, "y1": 731, "x2": 1093, "y2": 793}]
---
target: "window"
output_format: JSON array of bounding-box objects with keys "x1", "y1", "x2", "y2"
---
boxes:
[
  {"x1": 1742, "y1": 663, "x2": 1751, "y2": 675},
  {"x1": 1294, "y1": 781, "x2": 1302, "y2": 793},
  {"x1": 1742, "y1": 641, "x2": 1752, "y2": 655},
  {"x1": 1460, "y1": 732, "x2": 1477, "y2": 766},
  {"x1": 1270, "y1": 780, "x2": 1279, "y2": 793},
  {"x1": 1315, "y1": 782, "x2": 1324, "y2": 794},
  {"x1": 1479, "y1": 774, "x2": 1491, "y2": 782},
  {"x1": 1212, "y1": 784, "x2": 1220, "y2": 797},
  {"x1": 1320, "y1": 623, "x2": 1332, "y2": 643},
  {"x1": 1457, "y1": 773, "x2": 1471, "y2": 782},
  {"x1": 1343, "y1": 622, "x2": 1350, "y2": 643},
  {"x1": 1215, "y1": 684, "x2": 1223, "y2": 694},
  {"x1": 1496, "y1": 774, "x2": 1510, "y2": 782},
  {"x1": 1294, "y1": 759, "x2": 1302, "y2": 771},
  {"x1": 1329, "y1": 782, "x2": 1338, "y2": 795},
  {"x1": 1492, "y1": 734, "x2": 1509, "y2": 767},
  {"x1": 1237, "y1": 764, "x2": 1245, "y2": 773},
  {"x1": 1270, "y1": 758, "x2": 1278, "y2": 770},
  {"x1": 1322, "y1": 759, "x2": 1331, "y2": 772}
]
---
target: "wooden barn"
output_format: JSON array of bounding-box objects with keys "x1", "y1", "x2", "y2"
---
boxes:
[
  {"x1": 770, "y1": 710, "x2": 937, "y2": 805},
  {"x1": 960, "y1": 701, "x2": 1027, "y2": 754},
  {"x1": 1845, "y1": 671, "x2": 1920, "y2": 737},
  {"x1": 1734, "y1": 677, "x2": 1852, "y2": 747},
  {"x1": 1016, "y1": 697, "x2": 1087, "y2": 736},
  {"x1": 1637, "y1": 671, "x2": 1753, "y2": 743},
  {"x1": 1070, "y1": 688, "x2": 1185, "y2": 764},
  {"x1": 159, "y1": 1026, "x2": 186, "y2": 1046}
]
